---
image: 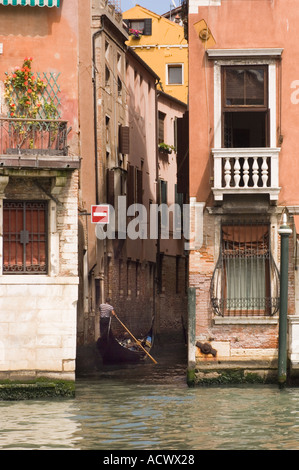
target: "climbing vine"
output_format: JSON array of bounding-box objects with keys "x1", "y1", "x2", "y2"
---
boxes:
[{"x1": 4, "y1": 57, "x2": 58, "y2": 119}]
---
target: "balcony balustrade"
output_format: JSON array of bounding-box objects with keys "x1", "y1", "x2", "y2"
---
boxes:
[
  {"x1": 0, "y1": 118, "x2": 68, "y2": 156},
  {"x1": 212, "y1": 148, "x2": 280, "y2": 202},
  {"x1": 0, "y1": 118, "x2": 79, "y2": 170}
]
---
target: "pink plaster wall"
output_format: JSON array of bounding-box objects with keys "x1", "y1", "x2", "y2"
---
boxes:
[{"x1": 189, "y1": 0, "x2": 299, "y2": 206}]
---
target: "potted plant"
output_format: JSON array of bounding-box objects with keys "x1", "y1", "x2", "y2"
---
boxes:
[
  {"x1": 129, "y1": 28, "x2": 142, "y2": 39},
  {"x1": 158, "y1": 142, "x2": 176, "y2": 154}
]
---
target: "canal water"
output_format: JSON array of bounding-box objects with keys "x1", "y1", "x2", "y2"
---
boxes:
[{"x1": 1, "y1": 341, "x2": 299, "y2": 451}]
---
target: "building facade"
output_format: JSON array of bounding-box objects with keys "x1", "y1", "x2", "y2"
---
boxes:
[
  {"x1": 123, "y1": 5, "x2": 188, "y2": 104},
  {"x1": 0, "y1": 0, "x2": 92, "y2": 389},
  {"x1": 188, "y1": 0, "x2": 299, "y2": 384},
  {"x1": 75, "y1": 1, "x2": 189, "y2": 370}
]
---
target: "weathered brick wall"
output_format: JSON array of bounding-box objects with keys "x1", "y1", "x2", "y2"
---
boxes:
[
  {"x1": 189, "y1": 209, "x2": 294, "y2": 358},
  {"x1": 105, "y1": 253, "x2": 188, "y2": 341}
]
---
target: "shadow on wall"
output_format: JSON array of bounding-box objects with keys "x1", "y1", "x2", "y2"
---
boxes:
[{"x1": 0, "y1": 4, "x2": 62, "y2": 37}]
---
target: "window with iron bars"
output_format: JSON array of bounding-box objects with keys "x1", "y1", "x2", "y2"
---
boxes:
[
  {"x1": 3, "y1": 201, "x2": 48, "y2": 274},
  {"x1": 210, "y1": 220, "x2": 279, "y2": 317}
]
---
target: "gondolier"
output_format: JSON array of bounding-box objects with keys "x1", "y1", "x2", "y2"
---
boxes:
[{"x1": 99, "y1": 298, "x2": 115, "y2": 337}]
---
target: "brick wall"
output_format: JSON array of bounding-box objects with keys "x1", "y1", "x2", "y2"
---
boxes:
[
  {"x1": 104, "y1": 253, "x2": 188, "y2": 342},
  {"x1": 189, "y1": 209, "x2": 292, "y2": 359}
]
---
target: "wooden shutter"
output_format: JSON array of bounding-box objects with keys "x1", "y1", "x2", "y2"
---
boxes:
[
  {"x1": 119, "y1": 125, "x2": 130, "y2": 154},
  {"x1": 127, "y1": 164, "x2": 135, "y2": 207},
  {"x1": 136, "y1": 169, "x2": 143, "y2": 204},
  {"x1": 143, "y1": 18, "x2": 152, "y2": 35},
  {"x1": 158, "y1": 112, "x2": 165, "y2": 144},
  {"x1": 176, "y1": 111, "x2": 189, "y2": 194}
]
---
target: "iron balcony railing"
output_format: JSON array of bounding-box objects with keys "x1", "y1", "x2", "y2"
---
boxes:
[{"x1": 0, "y1": 118, "x2": 68, "y2": 157}]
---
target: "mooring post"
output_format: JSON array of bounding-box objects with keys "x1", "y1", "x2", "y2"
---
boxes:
[
  {"x1": 278, "y1": 213, "x2": 292, "y2": 387},
  {"x1": 187, "y1": 287, "x2": 196, "y2": 386}
]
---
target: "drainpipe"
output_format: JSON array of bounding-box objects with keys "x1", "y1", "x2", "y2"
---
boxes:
[
  {"x1": 278, "y1": 212, "x2": 292, "y2": 387},
  {"x1": 92, "y1": 18, "x2": 105, "y2": 312},
  {"x1": 92, "y1": 16, "x2": 105, "y2": 205}
]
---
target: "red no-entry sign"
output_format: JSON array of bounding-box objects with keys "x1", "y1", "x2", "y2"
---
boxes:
[{"x1": 91, "y1": 205, "x2": 110, "y2": 224}]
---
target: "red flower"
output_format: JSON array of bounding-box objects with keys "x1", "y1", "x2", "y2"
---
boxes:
[
  {"x1": 27, "y1": 89, "x2": 32, "y2": 94},
  {"x1": 10, "y1": 112, "x2": 14, "y2": 117}
]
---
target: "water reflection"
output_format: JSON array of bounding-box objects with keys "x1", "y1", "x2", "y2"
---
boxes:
[{"x1": 1, "y1": 344, "x2": 299, "y2": 450}]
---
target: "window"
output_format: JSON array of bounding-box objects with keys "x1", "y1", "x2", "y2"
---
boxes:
[
  {"x1": 118, "y1": 76, "x2": 122, "y2": 96},
  {"x1": 207, "y1": 49, "x2": 283, "y2": 150},
  {"x1": 3, "y1": 201, "x2": 47, "y2": 274},
  {"x1": 167, "y1": 64, "x2": 183, "y2": 85},
  {"x1": 105, "y1": 65, "x2": 110, "y2": 86},
  {"x1": 222, "y1": 66, "x2": 269, "y2": 147},
  {"x1": 158, "y1": 111, "x2": 165, "y2": 144},
  {"x1": 210, "y1": 221, "x2": 279, "y2": 317},
  {"x1": 125, "y1": 18, "x2": 152, "y2": 36}
]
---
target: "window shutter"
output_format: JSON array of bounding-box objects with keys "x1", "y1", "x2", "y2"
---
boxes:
[
  {"x1": 136, "y1": 169, "x2": 143, "y2": 204},
  {"x1": 158, "y1": 112, "x2": 165, "y2": 144},
  {"x1": 127, "y1": 164, "x2": 135, "y2": 207},
  {"x1": 119, "y1": 125, "x2": 130, "y2": 154},
  {"x1": 160, "y1": 180, "x2": 167, "y2": 204},
  {"x1": 143, "y1": 18, "x2": 152, "y2": 35},
  {"x1": 176, "y1": 111, "x2": 189, "y2": 194}
]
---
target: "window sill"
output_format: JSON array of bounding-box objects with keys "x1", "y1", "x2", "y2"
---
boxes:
[{"x1": 214, "y1": 316, "x2": 278, "y2": 325}]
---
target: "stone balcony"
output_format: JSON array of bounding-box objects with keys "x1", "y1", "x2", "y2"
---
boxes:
[
  {"x1": 212, "y1": 147, "x2": 281, "y2": 203},
  {"x1": 0, "y1": 118, "x2": 80, "y2": 170}
]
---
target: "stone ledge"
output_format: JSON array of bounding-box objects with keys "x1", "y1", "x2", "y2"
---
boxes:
[
  {"x1": 0, "y1": 379, "x2": 75, "y2": 400},
  {"x1": 214, "y1": 316, "x2": 278, "y2": 325}
]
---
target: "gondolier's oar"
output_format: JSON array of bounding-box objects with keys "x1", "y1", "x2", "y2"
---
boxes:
[{"x1": 113, "y1": 313, "x2": 157, "y2": 364}]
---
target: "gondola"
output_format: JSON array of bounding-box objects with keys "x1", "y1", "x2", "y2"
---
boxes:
[{"x1": 96, "y1": 327, "x2": 153, "y2": 365}]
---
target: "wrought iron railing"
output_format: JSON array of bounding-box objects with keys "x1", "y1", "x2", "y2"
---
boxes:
[{"x1": 0, "y1": 118, "x2": 68, "y2": 157}]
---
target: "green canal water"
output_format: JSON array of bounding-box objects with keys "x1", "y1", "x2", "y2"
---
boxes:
[{"x1": 1, "y1": 343, "x2": 299, "y2": 451}]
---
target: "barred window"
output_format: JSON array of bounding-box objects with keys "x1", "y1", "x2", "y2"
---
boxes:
[
  {"x1": 3, "y1": 201, "x2": 47, "y2": 274},
  {"x1": 210, "y1": 221, "x2": 279, "y2": 317}
]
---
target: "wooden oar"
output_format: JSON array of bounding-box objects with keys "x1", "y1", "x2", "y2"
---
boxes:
[{"x1": 113, "y1": 313, "x2": 157, "y2": 364}]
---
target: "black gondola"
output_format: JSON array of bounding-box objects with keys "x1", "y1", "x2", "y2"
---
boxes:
[{"x1": 96, "y1": 328, "x2": 153, "y2": 365}]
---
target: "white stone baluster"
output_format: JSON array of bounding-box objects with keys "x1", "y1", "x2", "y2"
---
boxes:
[
  {"x1": 261, "y1": 156, "x2": 268, "y2": 187},
  {"x1": 234, "y1": 157, "x2": 240, "y2": 188},
  {"x1": 224, "y1": 157, "x2": 231, "y2": 188},
  {"x1": 252, "y1": 157, "x2": 259, "y2": 188},
  {"x1": 243, "y1": 157, "x2": 249, "y2": 188}
]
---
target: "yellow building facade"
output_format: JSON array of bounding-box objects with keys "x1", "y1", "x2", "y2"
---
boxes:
[{"x1": 123, "y1": 5, "x2": 188, "y2": 104}]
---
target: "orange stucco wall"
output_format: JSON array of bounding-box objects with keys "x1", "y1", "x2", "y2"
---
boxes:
[
  {"x1": 189, "y1": 0, "x2": 299, "y2": 206},
  {"x1": 0, "y1": 1, "x2": 96, "y2": 254}
]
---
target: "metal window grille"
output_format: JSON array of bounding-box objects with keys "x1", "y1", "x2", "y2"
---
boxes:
[
  {"x1": 3, "y1": 201, "x2": 48, "y2": 274},
  {"x1": 210, "y1": 220, "x2": 280, "y2": 317}
]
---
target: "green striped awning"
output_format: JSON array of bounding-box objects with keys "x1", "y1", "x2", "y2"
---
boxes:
[{"x1": 0, "y1": 0, "x2": 59, "y2": 6}]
